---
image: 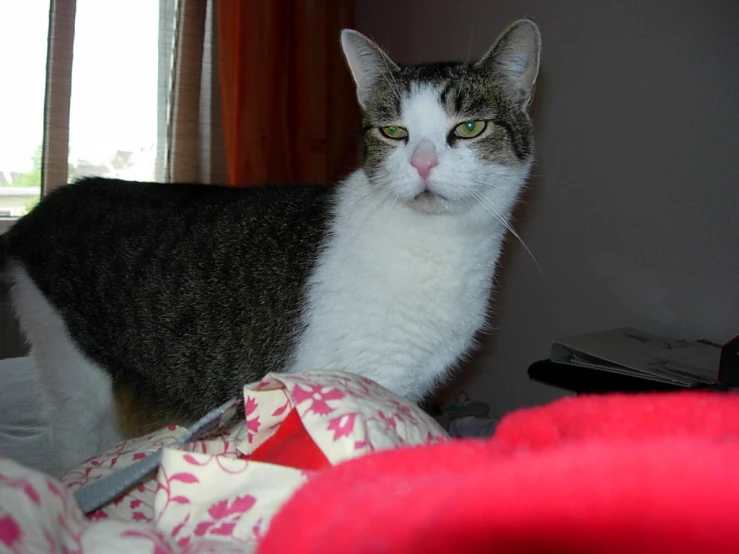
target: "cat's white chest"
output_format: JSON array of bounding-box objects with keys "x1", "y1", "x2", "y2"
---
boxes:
[{"x1": 289, "y1": 177, "x2": 503, "y2": 400}]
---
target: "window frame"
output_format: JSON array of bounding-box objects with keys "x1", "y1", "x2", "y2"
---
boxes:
[{"x1": 0, "y1": 0, "x2": 180, "y2": 234}]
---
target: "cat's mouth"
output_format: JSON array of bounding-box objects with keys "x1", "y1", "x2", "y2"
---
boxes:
[
  {"x1": 408, "y1": 188, "x2": 452, "y2": 214},
  {"x1": 415, "y1": 189, "x2": 445, "y2": 200}
]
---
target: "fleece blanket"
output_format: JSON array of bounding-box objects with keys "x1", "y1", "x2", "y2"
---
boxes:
[
  {"x1": 258, "y1": 391, "x2": 739, "y2": 554},
  {"x1": 2, "y1": 381, "x2": 739, "y2": 553}
]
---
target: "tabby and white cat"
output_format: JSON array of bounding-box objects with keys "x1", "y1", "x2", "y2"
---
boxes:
[{"x1": 1, "y1": 19, "x2": 541, "y2": 471}]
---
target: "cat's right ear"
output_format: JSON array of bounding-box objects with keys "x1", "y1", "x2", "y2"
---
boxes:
[
  {"x1": 340, "y1": 30, "x2": 399, "y2": 110},
  {"x1": 477, "y1": 19, "x2": 542, "y2": 111}
]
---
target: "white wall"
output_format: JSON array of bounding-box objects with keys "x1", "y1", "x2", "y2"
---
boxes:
[{"x1": 357, "y1": 0, "x2": 739, "y2": 418}]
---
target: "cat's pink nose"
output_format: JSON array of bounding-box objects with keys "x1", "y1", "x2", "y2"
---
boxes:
[{"x1": 410, "y1": 140, "x2": 438, "y2": 180}]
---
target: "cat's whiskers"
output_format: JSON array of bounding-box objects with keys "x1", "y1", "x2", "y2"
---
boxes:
[
  {"x1": 462, "y1": 196, "x2": 484, "y2": 238},
  {"x1": 343, "y1": 184, "x2": 396, "y2": 249},
  {"x1": 469, "y1": 177, "x2": 506, "y2": 191},
  {"x1": 470, "y1": 190, "x2": 543, "y2": 276},
  {"x1": 378, "y1": 185, "x2": 402, "y2": 228},
  {"x1": 387, "y1": 191, "x2": 400, "y2": 215}
]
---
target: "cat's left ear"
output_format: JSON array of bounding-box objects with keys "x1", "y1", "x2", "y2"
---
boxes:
[
  {"x1": 341, "y1": 30, "x2": 400, "y2": 110},
  {"x1": 477, "y1": 19, "x2": 542, "y2": 111}
]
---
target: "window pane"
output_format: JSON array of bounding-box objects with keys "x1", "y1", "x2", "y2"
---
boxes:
[
  {"x1": 0, "y1": 2, "x2": 50, "y2": 217},
  {"x1": 68, "y1": 0, "x2": 166, "y2": 183}
]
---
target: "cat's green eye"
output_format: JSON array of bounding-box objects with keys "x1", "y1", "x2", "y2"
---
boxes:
[
  {"x1": 453, "y1": 120, "x2": 487, "y2": 139},
  {"x1": 380, "y1": 125, "x2": 408, "y2": 140}
]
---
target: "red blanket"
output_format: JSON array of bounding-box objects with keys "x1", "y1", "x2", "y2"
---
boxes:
[{"x1": 256, "y1": 391, "x2": 739, "y2": 554}]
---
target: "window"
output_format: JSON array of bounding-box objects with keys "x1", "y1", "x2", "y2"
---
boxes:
[
  {"x1": 68, "y1": 0, "x2": 167, "y2": 183},
  {"x1": 0, "y1": 0, "x2": 178, "y2": 224},
  {"x1": 0, "y1": 1, "x2": 51, "y2": 218}
]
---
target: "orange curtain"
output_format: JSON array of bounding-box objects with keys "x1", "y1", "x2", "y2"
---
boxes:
[{"x1": 217, "y1": 0, "x2": 359, "y2": 186}]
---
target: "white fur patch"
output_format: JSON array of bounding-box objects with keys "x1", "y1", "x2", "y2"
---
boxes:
[
  {"x1": 288, "y1": 85, "x2": 531, "y2": 400},
  {"x1": 289, "y1": 172, "x2": 502, "y2": 400},
  {"x1": 7, "y1": 263, "x2": 123, "y2": 471}
]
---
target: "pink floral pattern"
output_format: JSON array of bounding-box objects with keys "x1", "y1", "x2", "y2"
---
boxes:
[
  {"x1": 259, "y1": 371, "x2": 449, "y2": 462},
  {"x1": 291, "y1": 383, "x2": 345, "y2": 415},
  {"x1": 60, "y1": 424, "x2": 189, "y2": 523},
  {"x1": 1, "y1": 371, "x2": 447, "y2": 553}
]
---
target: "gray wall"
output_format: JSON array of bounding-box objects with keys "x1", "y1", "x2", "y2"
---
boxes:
[{"x1": 357, "y1": 0, "x2": 739, "y2": 417}]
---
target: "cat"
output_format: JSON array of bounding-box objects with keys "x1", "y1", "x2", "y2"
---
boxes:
[{"x1": 0, "y1": 19, "x2": 541, "y2": 471}]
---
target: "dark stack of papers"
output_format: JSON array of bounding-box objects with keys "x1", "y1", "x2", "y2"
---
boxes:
[{"x1": 551, "y1": 328, "x2": 722, "y2": 388}]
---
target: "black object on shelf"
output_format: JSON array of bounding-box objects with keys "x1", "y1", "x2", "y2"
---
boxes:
[
  {"x1": 719, "y1": 334, "x2": 739, "y2": 387},
  {"x1": 528, "y1": 359, "x2": 704, "y2": 395}
]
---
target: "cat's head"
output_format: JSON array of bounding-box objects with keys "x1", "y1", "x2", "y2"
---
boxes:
[{"x1": 341, "y1": 20, "x2": 541, "y2": 217}]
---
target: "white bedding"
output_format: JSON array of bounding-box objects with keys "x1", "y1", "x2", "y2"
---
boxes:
[
  {"x1": 0, "y1": 356, "x2": 61, "y2": 476},
  {"x1": 0, "y1": 366, "x2": 448, "y2": 552}
]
